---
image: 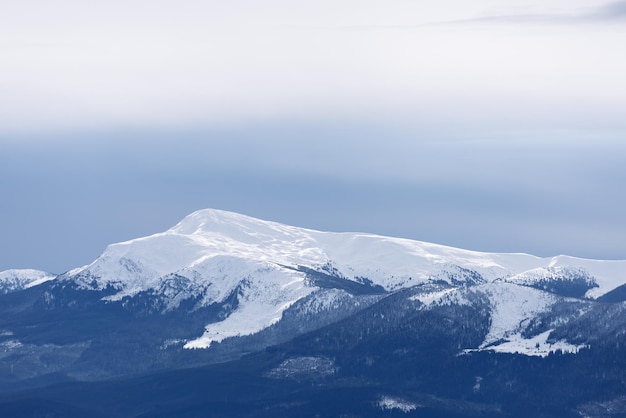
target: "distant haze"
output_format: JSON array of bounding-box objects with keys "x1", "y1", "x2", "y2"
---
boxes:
[{"x1": 1, "y1": 0, "x2": 625, "y2": 272}]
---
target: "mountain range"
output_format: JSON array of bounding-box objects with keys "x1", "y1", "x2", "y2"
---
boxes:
[{"x1": 1, "y1": 209, "x2": 625, "y2": 417}]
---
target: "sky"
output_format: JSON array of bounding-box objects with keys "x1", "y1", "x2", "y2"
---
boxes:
[{"x1": 1, "y1": 0, "x2": 625, "y2": 273}]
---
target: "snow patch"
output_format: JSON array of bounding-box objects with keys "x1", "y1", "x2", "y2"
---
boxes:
[
  {"x1": 411, "y1": 287, "x2": 472, "y2": 308},
  {"x1": 378, "y1": 396, "x2": 418, "y2": 413},
  {"x1": 474, "y1": 330, "x2": 587, "y2": 357},
  {"x1": 0, "y1": 340, "x2": 23, "y2": 351}
]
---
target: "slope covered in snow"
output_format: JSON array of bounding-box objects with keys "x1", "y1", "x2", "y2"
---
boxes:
[
  {"x1": 0, "y1": 269, "x2": 56, "y2": 294},
  {"x1": 58, "y1": 208, "x2": 626, "y2": 349}
]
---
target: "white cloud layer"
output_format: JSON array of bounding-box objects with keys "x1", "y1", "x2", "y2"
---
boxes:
[{"x1": 1, "y1": 0, "x2": 625, "y2": 136}]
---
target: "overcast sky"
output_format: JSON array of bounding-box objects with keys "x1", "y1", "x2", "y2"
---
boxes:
[{"x1": 1, "y1": 0, "x2": 625, "y2": 273}]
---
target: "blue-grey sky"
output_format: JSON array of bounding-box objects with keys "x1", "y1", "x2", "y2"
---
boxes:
[{"x1": 1, "y1": 0, "x2": 625, "y2": 273}]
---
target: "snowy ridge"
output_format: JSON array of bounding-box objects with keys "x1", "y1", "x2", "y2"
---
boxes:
[
  {"x1": 65, "y1": 209, "x2": 626, "y2": 297},
  {"x1": 411, "y1": 287, "x2": 473, "y2": 308},
  {"x1": 505, "y1": 266, "x2": 595, "y2": 286},
  {"x1": 0, "y1": 269, "x2": 56, "y2": 294},
  {"x1": 58, "y1": 208, "x2": 626, "y2": 349},
  {"x1": 547, "y1": 256, "x2": 626, "y2": 299}
]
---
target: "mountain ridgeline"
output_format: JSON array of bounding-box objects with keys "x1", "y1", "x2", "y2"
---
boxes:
[{"x1": 1, "y1": 209, "x2": 625, "y2": 417}]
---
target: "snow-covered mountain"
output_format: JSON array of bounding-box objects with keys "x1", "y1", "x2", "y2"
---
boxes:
[
  {"x1": 49, "y1": 208, "x2": 626, "y2": 352},
  {"x1": 2, "y1": 208, "x2": 626, "y2": 416},
  {"x1": 0, "y1": 269, "x2": 55, "y2": 294}
]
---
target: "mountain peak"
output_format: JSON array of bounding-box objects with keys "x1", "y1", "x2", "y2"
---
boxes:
[
  {"x1": 170, "y1": 209, "x2": 263, "y2": 234},
  {"x1": 0, "y1": 269, "x2": 56, "y2": 294},
  {"x1": 168, "y1": 208, "x2": 302, "y2": 238}
]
